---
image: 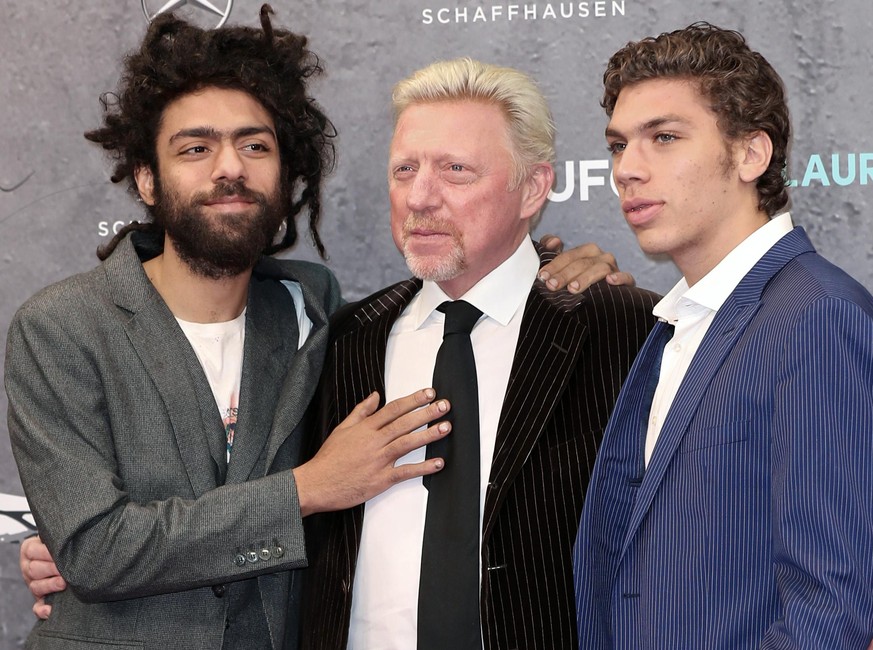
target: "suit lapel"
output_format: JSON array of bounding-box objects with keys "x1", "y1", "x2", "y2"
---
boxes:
[
  {"x1": 263, "y1": 274, "x2": 336, "y2": 472},
  {"x1": 618, "y1": 227, "x2": 816, "y2": 557},
  {"x1": 333, "y1": 280, "x2": 422, "y2": 416},
  {"x1": 105, "y1": 235, "x2": 226, "y2": 496},
  {"x1": 227, "y1": 278, "x2": 296, "y2": 484},
  {"x1": 483, "y1": 259, "x2": 588, "y2": 538},
  {"x1": 326, "y1": 280, "x2": 422, "y2": 595}
]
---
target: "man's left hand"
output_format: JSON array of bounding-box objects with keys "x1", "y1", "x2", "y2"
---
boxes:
[{"x1": 538, "y1": 234, "x2": 635, "y2": 293}]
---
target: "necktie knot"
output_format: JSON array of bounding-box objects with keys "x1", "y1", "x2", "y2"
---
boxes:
[{"x1": 437, "y1": 300, "x2": 482, "y2": 336}]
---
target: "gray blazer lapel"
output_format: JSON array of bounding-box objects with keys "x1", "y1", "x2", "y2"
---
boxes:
[
  {"x1": 619, "y1": 227, "x2": 815, "y2": 556},
  {"x1": 483, "y1": 278, "x2": 587, "y2": 538},
  {"x1": 264, "y1": 269, "x2": 338, "y2": 472},
  {"x1": 105, "y1": 236, "x2": 226, "y2": 496},
  {"x1": 226, "y1": 278, "x2": 296, "y2": 484}
]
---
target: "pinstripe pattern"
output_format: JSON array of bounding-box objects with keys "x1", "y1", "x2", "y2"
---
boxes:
[
  {"x1": 574, "y1": 227, "x2": 873, "y2": 649},
  {"x1": 301, "y1": 244, "x2": 658, "y2": 650}
]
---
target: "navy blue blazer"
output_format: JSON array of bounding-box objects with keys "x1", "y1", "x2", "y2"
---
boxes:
[{"x1": 574, "y1": 227, "x2": 873, "y2": 649}]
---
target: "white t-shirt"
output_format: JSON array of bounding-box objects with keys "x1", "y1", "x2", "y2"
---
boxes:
[
  {"x1": 175, "y1": 280, "x2": 312, "y2": 460},
  {"x1": 177, "y1": 310, "x2": 246, "y2": 460}
]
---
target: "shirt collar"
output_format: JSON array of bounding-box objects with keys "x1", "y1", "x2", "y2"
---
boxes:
[
  {"x1": 409, "y1": 237, "x2": 540, "y2": 329},
  {"x1": 654, "y1": 212, "x2": 794, "y2": 322}
]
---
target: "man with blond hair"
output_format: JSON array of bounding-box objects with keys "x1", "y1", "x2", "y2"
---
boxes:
[{"x1": 301, "y1": 58, "x2": 658, "y2": 650}]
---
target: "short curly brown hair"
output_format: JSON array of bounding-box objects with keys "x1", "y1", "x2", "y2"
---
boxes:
[
  {"x1": 602, "y1": 22, "x2": 790, "y2": 217},
  {"x1": 89, "y1": 4, "x2": 335, "y2": 259}
]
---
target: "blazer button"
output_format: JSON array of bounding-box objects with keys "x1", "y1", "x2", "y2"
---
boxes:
[
  {"x1": 259, "y1": 547, "x2": 272, "y2": 561},
  {"x1": 272, "y1": 544, "x2": 285, "y2": 559},
  {"x1": 234, "y1": 554, "x2": 247, "y2": 567},
  {"x1": 246, "y1": 550, "x2": 259, "y2": 563},
  {"x1": 212, "y1": 584, "x2": 226, "y2": 598}
]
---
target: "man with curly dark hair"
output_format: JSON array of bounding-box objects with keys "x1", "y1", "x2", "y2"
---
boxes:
[
  {"x1": 6, "y1": 6, "x2": 456, "y2": 649},
  {"x1": 573, "y1": 22, "x2": 873, "y2": 649}
]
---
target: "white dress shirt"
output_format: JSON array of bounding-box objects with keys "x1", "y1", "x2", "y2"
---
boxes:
[
  {"x1": 347, "y1": 238, "x2": 540, "y2": 650},
  {"x1": 644, "y1": 212, "x2": 795, "y2": 466}
]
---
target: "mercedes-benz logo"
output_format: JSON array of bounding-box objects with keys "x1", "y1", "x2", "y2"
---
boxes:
[{"x1": 142, "y1": 0, "x2": 234, "y2": 29}]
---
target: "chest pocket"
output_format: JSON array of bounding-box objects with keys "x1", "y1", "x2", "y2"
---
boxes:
[{"x1": 679, "y1": 418, "x2": 756, "y2": 453}]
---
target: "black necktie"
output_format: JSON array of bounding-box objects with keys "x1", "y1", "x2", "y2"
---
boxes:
[{"x1": 418, "y1": 300, "x2": 483, "y2": 650}]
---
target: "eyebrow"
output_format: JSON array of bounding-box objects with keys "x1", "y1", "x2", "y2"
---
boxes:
[
  {"x1": 605, "y1": 114, "x2": 691, "y2": 139},
  {"x1": 168, "y1": 125, "x2": 277, "y2": 144}
]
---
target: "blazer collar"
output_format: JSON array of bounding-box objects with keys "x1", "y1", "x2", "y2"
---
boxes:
[
  {"x1": 619, "y1": 226, "x2": 816, "y2": 555},
  {"x1": 104, "y1": 233, "x2": 228, "y2": 495},
  {"x1": 101, "y1": 233, "x2": 332, "y2": 490}
]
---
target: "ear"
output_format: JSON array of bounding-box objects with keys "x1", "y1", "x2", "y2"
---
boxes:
[
  {"x1": 736, "y1": 131, "x2": 773, "y2": 184},
  {"x1": 134, "y1": 165, "x2": 157, "y2": 206},
  {"x1": 520, "y1": 162, "x2": 555, "y2": 222}
]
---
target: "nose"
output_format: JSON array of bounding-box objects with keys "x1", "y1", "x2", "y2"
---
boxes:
[
  {"x1": 405, "y1": 168, "x2": 440, "y2": 213},
  {"x1": 612, "y1": 142, "x2": 648, "y2": 188},
  {"x1": 211, "y1": 143, "x2": 247, "y2": 183}
]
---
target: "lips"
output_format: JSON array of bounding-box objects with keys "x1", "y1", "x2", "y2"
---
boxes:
[
  {"x1": 204, "y1": 195, "x2": 254, "y2": 205},
  {"x1": 621, "y1": 198, "x2": 663, "y2": 227},
  {"x1": 408, "y1": 228, "x2": 450, "y2": 238}
]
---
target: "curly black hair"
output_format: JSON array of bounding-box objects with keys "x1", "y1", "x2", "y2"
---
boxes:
[
  {"x1": 602, "y1": 22, "x2": 790, "y2": 217},
  {"x1": 90, "y1": 4, "x2": 336, "y2": 259}
]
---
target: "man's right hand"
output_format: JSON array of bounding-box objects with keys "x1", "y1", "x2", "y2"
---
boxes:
[
  {"x1": 294, "y1": 389, "x2": 450, "y2": 516},
  {"x1": 20, "y1": 535, "x2": 65, "y2": 620}
]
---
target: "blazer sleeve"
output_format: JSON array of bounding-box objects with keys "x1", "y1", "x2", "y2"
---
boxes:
[
  {"x1": 763, "y1": 295, "x2": 873, "y2": 647},
  {"x1": 5, "y1": 299, "x2": 308, "y2": 603}
]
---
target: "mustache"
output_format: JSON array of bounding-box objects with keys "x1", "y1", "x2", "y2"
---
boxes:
[
  {"x1": 402, "y1": 214, "x2": 461, "y2": 237},
  {"x1": 193, "y1": 181, "x2": 268, "y2": 206}
]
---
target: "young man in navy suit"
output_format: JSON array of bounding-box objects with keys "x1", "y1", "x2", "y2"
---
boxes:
[{"x1": 573, "y1": 23, "x2": 873, "y2": 649}]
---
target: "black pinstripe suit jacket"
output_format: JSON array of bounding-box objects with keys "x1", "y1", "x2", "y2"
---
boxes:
[{"x1": 301, "y1": 245, "x2": 658, "y2": 650}]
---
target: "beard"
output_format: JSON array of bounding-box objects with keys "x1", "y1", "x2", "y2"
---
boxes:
[
  {"x1": 400, "y1": 214, "x2": 467, "y2": 282},
  {"x1": 151, "y1": 177, "x2": 287, "y2": 279}
]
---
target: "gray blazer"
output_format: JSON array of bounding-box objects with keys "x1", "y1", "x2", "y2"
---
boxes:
[{"x1": 6, "y1": 232, "x2": 341, "y2": 649}]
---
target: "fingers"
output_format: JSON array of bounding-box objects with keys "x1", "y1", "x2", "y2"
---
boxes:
[
  {"x1": 538, "y1": 233, "x2": 563, "y2": 252},
  {"x1": 21, "y1": 535, "x2": 53, "y2": 566},
  {"x1": 340, "y1": 388, "x2": 438, "y2": 432},
  {"x1": 29, "y1": 574, "x2": 66, "y2": 599},
  {"x1": 295, "y1": 390, "x2": 452, "y2": 515},
  {"x1": 339, "y1": 391, "x2": 382, "y2": 427},
  {"x1": 365, "y1": 388, "x2": 441, "y2": 430},
  {"x1": 538, "y1": 243, "x2": 607, "y2": 286},
  {"x1": 385, "y1": 420, "x2": 451, "y2": 465},
  {"x1": 605, "y1": 270, "x2": 636, "y2": 287},
  {"x1": 33, "y1": 597, "x2": 52, "y2": 620},
  {"x1": 390, "y1": 456, "x2": 446, "y2": 483},
  {"x1": 538, "y1": 244, "x2": 623, "y2": 294},
  {"x1": 25, "y1": 558, "x2": 62, "y2": 583},
  {"x1": 377, "y1": 398, "x2": 450, "y2": 443}
]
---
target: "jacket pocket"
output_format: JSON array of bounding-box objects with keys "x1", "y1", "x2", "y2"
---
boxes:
[{"x1": 680, "y1": 418, "x2": 755, "y2": 453}]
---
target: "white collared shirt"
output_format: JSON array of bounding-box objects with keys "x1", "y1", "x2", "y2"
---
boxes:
[
  {"x1": 644, "y1": 212, "x2": 795, "y2": 466},
  {"x1": 348, "y1": 238, "x2": 540, "y2": 650}
]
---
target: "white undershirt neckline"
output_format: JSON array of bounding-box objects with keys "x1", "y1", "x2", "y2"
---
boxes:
[{"x1": 174, "y1": 279, "x2": 312, "y2": 461}]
